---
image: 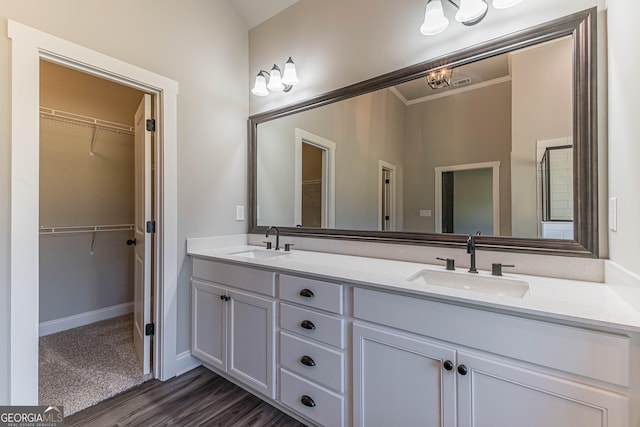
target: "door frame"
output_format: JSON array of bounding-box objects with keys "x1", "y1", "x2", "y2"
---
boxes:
[
  {"x1": 293, "y1": 128, "x2": 336, "y2": 228},
  {"x1": 434, "y1": 161, "x2": 500, "y2": 236},
  {"x1": 8, "y1": 20, "x2": 179, "y2": 404},
  {"x1": 378, "y1": 160, "x2": 397, "y2": 231}
]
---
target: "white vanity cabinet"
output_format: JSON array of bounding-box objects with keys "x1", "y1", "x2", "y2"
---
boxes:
[
  {"x1": 277, "y1": 274, "x2": 347, "y2": 427},
  {"x1": 353, "y1": 287, "x2": 630, "y2": 427},
  {"x1": 191, "y1": 258, "x2": 276, "y2": 399}
]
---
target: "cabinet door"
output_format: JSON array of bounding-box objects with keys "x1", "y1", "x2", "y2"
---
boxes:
[
  {"x1": 191, "y1": 280, "x2": 227, "y2": 371},
  {"x1": 353, "y1": 323, "x2": 456, "y2": 427},
  {"x1": 457, "y1": 351, "x2": 629, "y2": 427},
  {"x1": 228, "y1": 288, "x2": 276, "y2": 398}
]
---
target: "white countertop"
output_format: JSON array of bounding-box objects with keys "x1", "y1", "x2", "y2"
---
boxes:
[{"x1": 188, "y1": 244, "x2": 640, "y2": 333}]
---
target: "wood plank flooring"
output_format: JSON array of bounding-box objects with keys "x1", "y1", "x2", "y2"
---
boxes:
[{"x1": 65, "y1": 366, "x2": 307, "y2": 426}]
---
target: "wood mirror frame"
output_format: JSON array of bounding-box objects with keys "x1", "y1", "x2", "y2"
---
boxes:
[{"x1": 248, "y1": 8, "x2": 597, "y2": 257}]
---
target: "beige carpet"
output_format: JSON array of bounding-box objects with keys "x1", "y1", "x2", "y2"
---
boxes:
[{"x1": 39, "y1": 314, "x2": 151, "y2": 416}]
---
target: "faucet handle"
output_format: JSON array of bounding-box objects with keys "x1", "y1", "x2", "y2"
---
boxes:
[
  {"x1": 284, "y1": 243, "x2": 295, "y2": 252},
  {"x1": 436, "y1": 257, "x2": 455, "y2": 271},
  {"x1": 492, "y1": 263, "x2": 515, "y2": 276},
  {"x1": 262, "y1": 241, "x2": 272, "y2": 250}
]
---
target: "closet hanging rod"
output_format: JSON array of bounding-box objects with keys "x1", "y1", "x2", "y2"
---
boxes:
[
  {"x1": 39, "y1": 107, "x2": 135, "y2": 135},
  {"x1": 39, "y1": 224, "x2": 135, "y2": 235}
]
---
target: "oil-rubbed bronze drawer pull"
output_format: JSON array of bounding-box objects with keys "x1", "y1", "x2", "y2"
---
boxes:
[
  {"x1": 300, "y1": 395, "x2": 316, "y2": 408},
  {"x1": 299, "y1": 288, "x2": 315, "y2": 298},
  {"x1": 300, "y1": 320, "x2": 316, "y2": 330},
  {"x1": 300, "y1": 355, "x2": 316, "y2": 367}
]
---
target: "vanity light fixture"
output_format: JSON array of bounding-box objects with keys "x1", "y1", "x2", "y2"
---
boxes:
[
  {"x1": 426, "y1": 68, "x2": 453, "y2": 89},
  {"x1": 420, "y1": 0, "x2": 524, "y2": 35},
  {"x1": 251, "y1": 57, "x2": 299, "y2": 96}
]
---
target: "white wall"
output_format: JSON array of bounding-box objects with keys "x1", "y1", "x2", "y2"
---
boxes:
[
  {"x1": 0, "y1": 0, "x2": 248, "y2": 403},
  {"x1": 607, "y1": 0, "x2": 640, "y2": 275}
]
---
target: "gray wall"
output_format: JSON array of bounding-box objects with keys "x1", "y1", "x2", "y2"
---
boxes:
[
  {"x1": 39, "y1": 62, "x2": 140, "y2": 323},
  {"x1": 0, "y1": 0, "x2": 248, "y2": 403},
  {"x1": 608, "y1": 0, "x2": 640, "y2": 276},
  {"x1": 511, "y1": 37, "x2": 573, "y2": 237},
  {"x1": 403, "y1": 82, "x2": 512, "y2": 235},
  {"x1": 257, "y1": 88, "x2": 406, "y2": 230}
]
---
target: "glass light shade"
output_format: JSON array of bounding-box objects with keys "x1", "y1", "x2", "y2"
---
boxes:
[
  {"x1": 455, "y1": 0, "x2": 488, "y2": 23},
  {"x1": 251, "y1": 73, "x2": 269, "y2": 96},
  {"x1": 267, "y1": 65, "x2": 285, "y2": 92},
  {"x1": 420, "y1": 0, "x2": 449, "y2": 36},
  {"x1": 281, "y1": 57, "x2": 299, "y2": 86},
  {"x1": 493, "y1": 0, "x2": 523, "y2": 8}
]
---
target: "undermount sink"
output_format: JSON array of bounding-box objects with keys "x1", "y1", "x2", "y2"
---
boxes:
[
  {"x1": 229, "y1": 249, "x2": 290, "y2": 260},
  {"x1": 407, "y1": 269, "x2": 530, "y2": 298}
]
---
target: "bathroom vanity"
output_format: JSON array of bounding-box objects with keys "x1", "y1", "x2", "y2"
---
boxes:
[{"x1": 188, "y1": 244, "x2": 640, "y2": 427}]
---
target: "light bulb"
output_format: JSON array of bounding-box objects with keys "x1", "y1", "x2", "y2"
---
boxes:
[
  {"x1": 281, "y1": 57, "x2": 299, "y2": 86},
  {"x1": 420, "y1": 0, "x2": 449, "y2": 36},
  {"x1": 493, "y1": 0, "x2": 523, "y2": 9},
  {"x1": 455, "y1": 0, "x2": 488, "y2": 24},
  {"x1": 251, "y1": 73, "x2": 269, "y2": 96},
  {"x1": 267, "y1": 65, "x2": 285, "y2": 92}
]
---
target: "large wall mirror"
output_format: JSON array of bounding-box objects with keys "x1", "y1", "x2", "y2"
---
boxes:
[{"x1": 248, "y1": 8, "x2": 597, "y2": 257}]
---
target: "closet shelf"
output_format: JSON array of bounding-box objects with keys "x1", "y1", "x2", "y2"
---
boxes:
[
  {"x1": 40, "y1": 107, "x2": 135, "y2": 156},
  {"x1": 39, "y1": 224, "x2": 135, "y2": 235},
  {"x1": 40, "y1": 224, "x2": 135, "y2": 256}
]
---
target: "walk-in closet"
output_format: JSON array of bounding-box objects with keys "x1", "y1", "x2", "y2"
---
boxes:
[{"x1": 38, "y1": 60, "x2": 149, "y2": 415}]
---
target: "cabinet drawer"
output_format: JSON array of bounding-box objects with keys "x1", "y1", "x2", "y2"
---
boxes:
[
  {"x1": 280, "y1": 303, "x2": 344, "y2": 349},
  {"x1": 279, "y1": 274, "x2": 343, "y2": 314},
  {"x1": 354, "y1": 287, "x2": 631, "y2": 387},
  {"x1": 280, "y1": 369, "x2": 344, "y2": 427},
  {"x1": 280, "y1": 331, "x2": 344, "y2": 393},
  {"x1": 192, "y1": 258, "x2": 275, "y2": 296}
]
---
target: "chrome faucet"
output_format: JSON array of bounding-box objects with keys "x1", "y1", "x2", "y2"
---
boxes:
[
  {"x1": 265, "y1": 226, "x2": 281, "y2": 250},
  {"x1": 467, "y1": 231, "x2": 481, "y2": 273}
]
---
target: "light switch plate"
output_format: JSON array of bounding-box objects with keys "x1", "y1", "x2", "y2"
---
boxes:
[
  {"x1": 236, "y1": 205, "x2": 245, "y2": 221},
  {"x1": 608, "y1": 197, "x2": 617, "y2": 231},
  {"x1": 420, "y1": 210, "x2": 432, "y2": 217}
]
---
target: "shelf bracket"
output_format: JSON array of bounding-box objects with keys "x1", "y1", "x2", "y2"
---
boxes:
[
  {"x1": 90, "y1": 125, "x2": 100, "y2": 156},
  {"x1": 90, "y1": 230, "x2": 99, "y2": 256}
]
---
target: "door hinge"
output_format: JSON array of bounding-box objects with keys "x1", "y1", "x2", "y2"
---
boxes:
[
  {"x1": 146, "y1": 119, "x2": 156, "y2": 132},
  {"x1": 385, "y1": 215, "x2": 390, "y2": 220},
  {"x1": 385, "y1": 179, "x2": 390, "y2": 184},
  {"x1": 146, "y1": 220, "x2": 156, "y2": 233},
  {"x1": 145, "y1": 323, "x2": 155, "y2": 336}
]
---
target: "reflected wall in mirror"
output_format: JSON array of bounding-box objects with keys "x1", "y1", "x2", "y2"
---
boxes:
[{"x1": 249, "y1": 9, "x2": 597, "y2": 257}]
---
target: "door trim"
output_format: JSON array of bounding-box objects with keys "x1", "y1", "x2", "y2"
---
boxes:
[
  {"x1": 294, "y1": 128, "x2": 336, "y2": 228},
  {"x1": 8, "y1": 20, "x2": 179, "y2": 403},
  {"x1": 434, "y1": 161, "x2": 500, "y2": 236}
]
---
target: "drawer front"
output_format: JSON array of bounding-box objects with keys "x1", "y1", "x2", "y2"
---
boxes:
[
  {"x1": 279, "y1": 274, "x2": 343, "y2": 314},
  {"x1": 192, "y1": 258, "x2": 275, "y2": 296},
  {"x1": 280, "y1": 331, "x2": 344, "y2": 392},
  {"x1": 280, "y1": 369, "x2": 344, "y2": 427},
  {"x1": 354, "y1": 287, "x2": 631, "y2": 387},
  {"x1": 280, "y1": 303, "x2": 344, "y2": 349}
]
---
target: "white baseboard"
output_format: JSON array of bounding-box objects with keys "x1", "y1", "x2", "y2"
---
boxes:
[
  {"x1": 39, "y1": 302, "x2": 134, "y2": 337},
  {"x1": 175, "y1": 350, "x2": 202, "y2": 376}
]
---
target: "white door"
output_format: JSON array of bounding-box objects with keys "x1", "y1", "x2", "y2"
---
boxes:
[
  {"x1": 353, "y1": 323, "x2": 457, "y2": 427},
  {"x1": 227, "y1": 288, "x2": 276, "y2": 398},
  {"x1": 456, "y1": 351, "x2": 628, "y2": 427},
  {"x1": 133, "y1": 94, "x2": 152, "y2": 374}
]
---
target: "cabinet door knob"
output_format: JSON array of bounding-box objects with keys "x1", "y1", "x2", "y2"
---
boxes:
[
  {"x1": 300, "y1": 395, "x2": 316, "y2": 408},
  {"x1": 300, "y1": 355, "x2": 316, "y2": 367},
  {"x1": 299, "y1": 288, "x2": 315, "y2": 298},
  {"x1": 220, "y1": 295, "x2": 225, "y2": 301},
  {"x1": 443, "y1": 360, "x2": 454, "y2": 371},
  {"x1": 300, "y1": 320, "x2": 316, "y2": 330},
  {"x1": 457, "y1": 364, "x2": 468, "y2": 376}
]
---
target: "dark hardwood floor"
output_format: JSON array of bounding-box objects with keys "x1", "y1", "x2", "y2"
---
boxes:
[{"x1": 65, "y1": 366, "x2": 307, "y2": 427}]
